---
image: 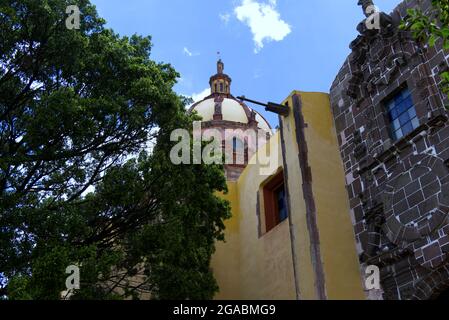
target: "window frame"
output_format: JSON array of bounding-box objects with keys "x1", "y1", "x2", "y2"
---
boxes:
[
  {"x1": 384, "y1": 86, "x2": 419, "y2": 141},
  {"x1": 262, "y1": 171, "x2": 288, "y2": 233}
]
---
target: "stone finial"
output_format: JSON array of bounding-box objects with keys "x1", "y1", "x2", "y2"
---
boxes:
[
  {"x1": 217, "y1": 59, "x2": 224, "y2": 74},
  {"x1": 358, "y1": 0, "x2": 375, "y2": 17}
]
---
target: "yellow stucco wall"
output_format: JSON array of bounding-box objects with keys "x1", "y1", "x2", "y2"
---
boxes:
[
  {"x1": 211, "y1": 181, "x2": 241, "y2": 299},
  {"x1": 236, "y1": 134, "x2": 297, "y2": 300},
  {"x1": 211, "y1": 91, "x2": 365, "y2": 300},
  {"x1": 211, "y1": 134, "x2": 297, "y2": 300},
  {"x1": 282, "y1": 91, "x2": 365, "y2": 300},
  {"x1": 279, "y1": 95, "x2": 317, "y2": 299}
]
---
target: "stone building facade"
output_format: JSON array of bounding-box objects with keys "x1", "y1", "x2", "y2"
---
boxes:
[{"x1": 330, "y1": 0, "x2": 449, "y2": 299}]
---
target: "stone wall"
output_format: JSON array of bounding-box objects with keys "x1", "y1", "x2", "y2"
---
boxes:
[{"x1": 330, "y1": 0, "x2": 449, "y2": 300}]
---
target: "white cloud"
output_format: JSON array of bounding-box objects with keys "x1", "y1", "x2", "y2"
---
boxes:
[
  {"x1": 234, "y1": 0, "x2": 291, "y2": 53},
  {"x1": 219, "y1": 13, "x2": 231, "y2": 24},
  {"x1": 184, "y1": 87, "x2": 211, "y2": 109},
  {"x1": 183, "y1": 47, "x2": 199, "y2": 57},
  {"x1": 191, "y1": 88, "x2": 211, "y2": 103},
  {"x1": 183, "y1": 47, "x2": 193, "y2": 57}
]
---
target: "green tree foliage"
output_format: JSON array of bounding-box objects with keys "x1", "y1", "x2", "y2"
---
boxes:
[
  {"x1": 0, "y1": 0, "x2": 230, "y2": 299},
  {"x1": 401, "y1": 0, "x2": 449, "y2": 99}
]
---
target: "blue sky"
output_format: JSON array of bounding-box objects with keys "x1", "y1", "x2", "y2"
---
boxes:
[{"x1": 91, "y1": 0, "x2": 403, "y2": 127}]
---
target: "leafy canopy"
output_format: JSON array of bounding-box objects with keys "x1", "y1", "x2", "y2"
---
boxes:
[
  {"x1": 401, "y1": 0, "x2": 449, "y2": 100},
  {"x1": 0, "y1": 0, "x2": 230, "y2": 299}
]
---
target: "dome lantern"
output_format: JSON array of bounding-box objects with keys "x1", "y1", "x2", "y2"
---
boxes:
[{"x1": 210, "y1": 59, "x2": 232, "y2": 95}]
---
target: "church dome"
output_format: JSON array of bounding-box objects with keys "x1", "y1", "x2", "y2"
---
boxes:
[
  {"x1": 189, "y1": 59, "x2": 272, "y2": 134},
  {"x1": 191, "y1": 97, "x2": 272, "y2": 133},
  {"x1": 193, "y1": 98, "x2": 248, "y2": 124}
]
